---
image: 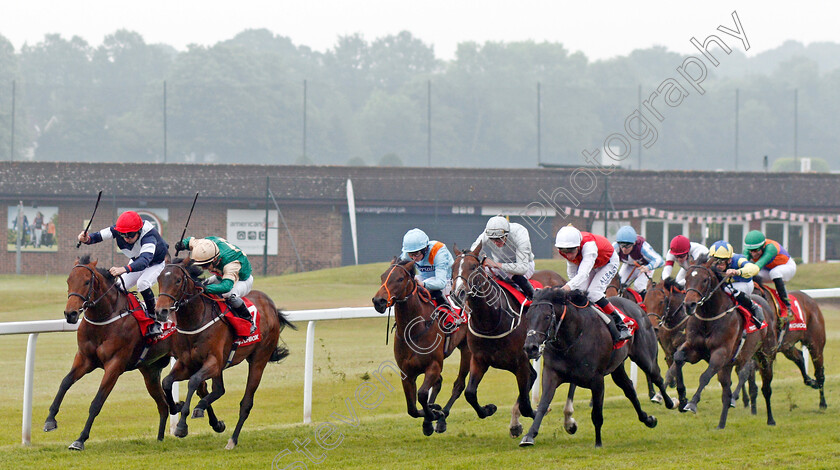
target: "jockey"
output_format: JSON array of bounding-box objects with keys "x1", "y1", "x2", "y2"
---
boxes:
[
  {"x1": 613, "y1": 225, "x2": 664, "y2": 296},
  {"x1": 555, "y1": 225, "x2": 631, "y2": 344},
  {"x1": 399, "y1": 228, "x2": 454, "y2": 310},
  {"x1": 174, "y1": 236, "x2": 255, "y2": 331},
  {"x1": 743, "y1": 230, "x2": 797, "y2": 323},
  {"x1": 662, "y1": 235, "x2": 709, "y2": 287},
  {"x1": 471, "y1": 216, "x2": 536, "y2": 300},
  {"x1": 709, "y1": 240, "x2": 763, "y2": 328},
  {"x1": 77, "y1": 211, "x2": 168, "y2": 337}
]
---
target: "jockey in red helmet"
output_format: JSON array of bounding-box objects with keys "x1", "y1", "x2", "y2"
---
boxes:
[{"x1": 661, "y1": 235, "x2": 710, "y2": 287}]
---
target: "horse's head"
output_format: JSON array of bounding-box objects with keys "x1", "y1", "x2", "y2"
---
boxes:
[
  {"x1": 372, "y1": 258, "x2": 416, "y2": 313},
  {"x1": 523, "y1": 287, "x2": 581, "y2": 359},
  {"x1": 65, "y1": 255, "x2": 113, "y2": 324},
  {"x1": 156, "y1": 257, "x2": 203, "y2": 322},
  {"x1": 451, "y1": 242, "x2": 485, "y2": 307},
  {"x1": 645, "y1": 278, "x2": 685, "y2": 325},
  {"x1": 683, "y1": 255, "x2": 719, "y2": 314}
]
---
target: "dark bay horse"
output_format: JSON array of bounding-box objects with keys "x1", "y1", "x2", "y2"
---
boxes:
[
  {"x1": 669, "y1": 256, "x2": 777, "y2": 429},
  {"x1": 643, "y1": 278, "x2": 688, "y2": 401},
  {"x1": 520, "y1": 288, "x2": 665, "y2": 447},
  {"x1": 450, "y1": 243, "x2": 565, "y2": 437},
  {"x1": 46, "y1": 256, "x2": 173, "y2": 450},
  {"x1": 753, "y1": 280, "x2": 827, "y2": 409},
  {"x1": 371, "y1": 259, "x2": 471, "y2": 435},
  {"x1": 156, "y1": 258, "x2": 294, "y2": 449}
]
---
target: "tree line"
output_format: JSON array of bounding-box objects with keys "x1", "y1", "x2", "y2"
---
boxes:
[{"x1": 0, "y1": 29, "x2": 838, "y2": 170}]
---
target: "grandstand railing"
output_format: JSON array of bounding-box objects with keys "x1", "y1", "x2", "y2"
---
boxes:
[{"x1": 3, "y1": 287, "x2": 835, "y2": 445}]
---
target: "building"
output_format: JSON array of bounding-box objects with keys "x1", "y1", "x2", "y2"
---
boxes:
[{"x1": 2, "y1": 162, "x2": 839, "y2": 275}]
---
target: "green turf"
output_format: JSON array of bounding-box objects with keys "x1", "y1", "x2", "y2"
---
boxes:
[{"x1": 0, "y1": 262, "x2": 839, "y2": 468}]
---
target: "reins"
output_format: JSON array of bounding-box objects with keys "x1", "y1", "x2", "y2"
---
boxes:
[
  {"x1": 68, "y1": 264, "x2": 129, "y2": 322},
  {"x1": 160, "y1": 263, "x2": 224, "y2": 335}
]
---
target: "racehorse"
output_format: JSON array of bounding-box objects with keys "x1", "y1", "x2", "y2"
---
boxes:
[
  {"x1": 450, "y1": 243, "x2": 565, "y2": 437},
  {"x1": 46, "y1": 256, "x2": 174, "y2": 450},
  {"x1": 753, "y1": 279, "x2": 827, "y2": 409},
  {"x1": 156, "y1": 258, "x2": 294, "y2": 449},
  {"x1": 520, "y1": 288, "x2": 666, "y2": 447},
  {"x1": 371, "y1": 258, "x2": 471, "y2": 436},
  {"x1": 669, "y1": 255, "x2": 777, "y2": 428}
]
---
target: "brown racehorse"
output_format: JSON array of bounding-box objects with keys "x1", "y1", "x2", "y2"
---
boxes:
[
  {"x1": 752, "y1": 279, "x2": 827, "y2": 409},
  {"x1": 643, "y1": 279, "x2": 688, "y2": 396},
  {"x1": 46, "y1": 256, "x2": 174, "y2": 451},
  {"x1": 669, "y1": 255, "x2": 777, "y2": 428},
  {"x1": 450, "y1": 242, "x2": 565, "y2": 437},
  {"x1": 371, "y1": 259, "x2": 471, "y2": 436},
  {"x1": 156, "y1": 258, "x2": 294, "y2": 449}
]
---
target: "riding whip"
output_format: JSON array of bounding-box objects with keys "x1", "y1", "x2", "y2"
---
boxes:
[
  {"x1": 76, "y1": 190, "x2": 103, "y2": 248},
  {"x1": 175, "y1": 192, "x2": 199, "y2": 257}
]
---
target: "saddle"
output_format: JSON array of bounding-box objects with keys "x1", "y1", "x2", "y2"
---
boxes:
[
  {"x1": 127, "y1": 293, "x2": 175, "y2": 343},
  {"x1": 625, "y1": 288, "x2": 647, "y2": 312},
  {"x1": 754, "y1": 283, "x2": 807, "y2": 331},
  {"x1": 209, "y1": 296, "x2": 262, "y2": 345},
  {"x1": 494, "y1": 277, "x2": 544, "y2": 307}
]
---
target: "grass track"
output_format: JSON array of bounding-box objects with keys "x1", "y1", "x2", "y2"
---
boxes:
[{"x1": 0, "y1": 261, "x2": 839, "y2": 468}]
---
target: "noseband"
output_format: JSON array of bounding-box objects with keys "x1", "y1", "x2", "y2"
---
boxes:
[
  {"x1": 379, "y1": 263, "x2": 430, "y2": 308},
  {"x1": 67, "y1": 264, "x2": 119, "y2": 315},
  {"x1": 158, "y1": 263, "x2": 204, "y2": 311}
]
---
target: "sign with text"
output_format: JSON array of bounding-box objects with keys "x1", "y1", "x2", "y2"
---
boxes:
[{"x1": 226, "y1": 209, "x2": 278, "y2": 255}]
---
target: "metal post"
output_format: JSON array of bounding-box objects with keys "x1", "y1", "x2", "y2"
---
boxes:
[
  {"x1": 427, "y1": 80, "x2": 431, "y2": 167},
  {"x1": 263, "y1": 176, "x2": 270, "y2": 276},
  {"x1": 794, "y1": 88, "x2": 798, "y2": 171},
  {"x1": 637, "y1": 84, "x2": 642, "y2": 170},
  {"x1": 22, "y1": 333, "x2": 38, "y2": 445},
  {"x1": 735, "y1": 88, "x2": 739, "y2": 170},
  {"x1": 302, "y1": 79, "x2": 307, "y2": 161},
  {"x1": 630, "y1": 361, "x2": 638, "y2": 389},
  {"x1": 10, "y1": 80, "x2": 15, "y2": 162},
  {"x1": 537, "y1": 82, "x2": 541, "y2": 166},
  {"x1": 15, "y1": 201, "x2": 22, "y2": 274},
  {"x1": 169, "y1": 357, "x2": 179, "y2": 435},
  {"x1": 531, "y1": 357, "x2": 541, "y2": 403},
  {"x1": 163, "y1": 81, "x2": 167, "y2": 163},
  {"x1": 303, "y1": 320, "x2": 316, "y2": 424}
]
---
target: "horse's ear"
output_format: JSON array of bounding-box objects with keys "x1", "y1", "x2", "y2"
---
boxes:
[
  {"x1": 453, "y1": 243, "x2": 461, "y2": 256},
  {"x1": 391, "y1": 256, "x2": 399, "y2": 264},
  {"x1": 183, "y1": 256, "x2": 192, "y2": 266},
  {"x1": 404, "y1": 260, "x2": 415, "y2": 271},
  {"x1": 90, "y1": 259, "x2": 98, "y2": 267},
  {"x1": 472, "y1": 241, "x2": 482, "y2": 255}
]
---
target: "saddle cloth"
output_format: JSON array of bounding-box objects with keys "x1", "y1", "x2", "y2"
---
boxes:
[
  {"x1": 127, "y1": 294, "x2": 175, "y2": 344},
  {"x1": 211, "y1": 296, "x2": 262, "y2": 346},
  {"x1": 494, "y1": 278, "x2": 545, "y2": 307},
  {"x1": 758, "y1": 285, "x2": 807, "y2": 331},
  {"x1": 594, "y1": 303, "x2": 637, "y2": 350}
]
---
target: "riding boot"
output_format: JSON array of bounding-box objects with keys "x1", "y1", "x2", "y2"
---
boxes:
[
  {"x1": 228, "y1": 298, "x2": 255, "y2": 334},
  {"x1": 736, "y1": 291, "x2": 764, "y2": 328},
  {"x1": 595, "y1": 298, "x2": 632, "y2": 343},
  {"x1": 430, "y1": 289, "x2": 451, "y2": 311},
  {"x1": 773, "y1": 278, "x2": 793, "y2": 325},
  {"x1": 511, "y1": 274, "x2": 536, "y2": 300},
  {"x1": 140, "y1": 288, "x2": 162, "y2": 337}
]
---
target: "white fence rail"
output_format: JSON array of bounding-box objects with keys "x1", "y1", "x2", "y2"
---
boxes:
[{"x1": 3, "y1": 287, "x2": 837, "y2": 445}]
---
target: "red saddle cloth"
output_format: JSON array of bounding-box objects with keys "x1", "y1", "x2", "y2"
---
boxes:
[
  {"x1": 594, "y1": 304, "x2": 637, "y2": 350},
  {"x1": 211, "y1": 296, "x2": 262, "y2": 346},
  {"x1": 733, "y1": 303, "x2": 768, "y2": 334},
  {"x1": 127, "y1": 294, "x2": 175, "y2": 344},
  {"x1": 626, "y1": 288, "x2": 647, "y2": 312},
  {"x1": 761, "y1": 286, "x2": 807, "y2": 331},
  {"x1": 494, "y1": 278, "x2": 544, "y2": 307},
  {"x1": 433, "y1": 297, "x2": 468, "y2": 331}
]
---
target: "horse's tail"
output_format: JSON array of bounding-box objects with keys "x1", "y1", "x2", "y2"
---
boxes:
[
  {"x1": 276, "y1": 308, "x2": 297, "y2": 332},
  {"x1": 269, "y1": 308, "x2": 296, "y2": 363},
  {"x1": 270, "y1": 345, "x2": 291, "y2": 363}
]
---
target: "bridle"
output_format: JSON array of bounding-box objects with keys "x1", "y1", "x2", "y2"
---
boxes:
[
  {"x1": 67, "y1": 264, "x2": 119, "y2": 316},
  {"x1": 684, "y1": 262, "x2": 737, "y2": 321},
  {"x1": 158, "y1": 263, "x2": 205, "y2": 312},
  {"x1": 378, "y1": 263, "x2": 429, "y2": 308},
  {"x1": 648, "y1": 282, "x2": 689, "y2": 331}
]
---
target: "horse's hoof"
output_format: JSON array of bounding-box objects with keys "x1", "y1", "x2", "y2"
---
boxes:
[
  {"x1": 650, "y1": 392, "x2": 663, "y2": 404},
  {"x1": 519, "y1": 435, "x2": 535, "y2": 447},
  {"x1": 422, "y1": 420, "x2": 434, "y2": 436},
  {"x1": 43, "y1": 419, "x2": 57, "y2": 432},
  {"x1": 729, "y1": 398, "x2": 737, "y2": 408},
  {"x1": 435, "y1": 419, "x2": 447, "y2": 434},
  {"x1": 565, "y1": 420, "x2": 578, "y2": 435},
  {"x1": 68, "y1": 440, "x2": 84, "y2": 451},
  {"x1": 644, "y1": 415, "x2": 657, "y2": 428},
  {"x1": 212, "y1": 420, "x2": 226, "y2": 433},
  {"x1": 428, "y1": 403, "x2": 442, "y2": 412},
  {"x1": 483, "y1": 404, "x2": 497, "y2": 417},
  {"x1": 192, "y1": 408, "x2": 205, "y2": 419},
  {"x1": 509, "y1": 424, "x2": 523, "y2": 438},
  {"x1": 819, "y1": 403, "x2": 827, "y2": 411},
  {"x1": 678, "y1": 400, "x2": 689, "y2": 413},
  {"x1": 663, "y1": 396, "x2": 675, "y2": 410},
  {"x1": 683, "y1": 403, "x2": 697, "y2": 414},
  {"x1": 767, "y1": 419, "x2": 776, "y2": 426},
  {"x1": 225, "y1": 438, "x2": 237, "y2": 450},
  {"x1": 174, "y1": 423, "x2": 188, "y2": 438}
]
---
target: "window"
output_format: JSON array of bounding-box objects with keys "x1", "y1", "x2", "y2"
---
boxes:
[
  {"x1": 642, "y1": 220, "x2": 688, "y2": 254},
  {"x1": 726, "y1": 224, "x2": 746, "y2": 254},
  {"x1": 824, "y1": 224, "x2": 840, "y2": 261},
  {"x1": 761, "y1": 221, "x2": 808, "y2": 263},
  {"x1": 590, "y1": 220, "x2": 629, "y2": 240}
]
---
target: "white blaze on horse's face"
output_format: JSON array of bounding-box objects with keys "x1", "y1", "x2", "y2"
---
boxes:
[
  {"x1": 691, "y1": 271, "x2": 698, "y2": 277},
  {"x1": 453, "y1": 259, "x2": 466, "y2": 296}
]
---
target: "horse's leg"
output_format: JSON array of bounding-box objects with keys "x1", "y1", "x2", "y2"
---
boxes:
[
  {"x1": 781, "y1": 343, "x2": 815, "y2": 387},
  {"x1": 730, "y1": 363, "x2": 750, "y2": 409},
  {"x1": 683, "y1": 348, "x2": 727, "y2": 414},
  {"x1": 513, "y1": 355, "x2": 537, "y2": 419},
  {"x1": 174, "y1": 358, "x2": 221, "y2": 439},
  {"x1": 196, "y1": 381, "x2": 226, "y2": 433},
  {"x1": 755, "y1": 354, "x2": 776, "y2": 426},
  {"x1": 633, "y1": 347, "x2": 674, "y2": 409},
  {"x1": 464, "y1": 357, "x2": 496, "y2": 418},
  {"x1": 748, "y1": 366, "x2": 758, "y2": 414},
  {"x1": 519, "y1": 366, "x2": 562, "y2": 447},
  {"x1": 671, "y1": 346, "x2": 698, "y2": 412},
  {"x1": 590, "y1": 378, "x2": 606, "y2": 448},
  {"x1": 193, "y1": 373, "x2": 226, "y2": 418},
  {"x1": 715, "y1": 364, "x2": 735, "y2": 429},
  {"x1": 417, "y1": 363, "x2": 443, "y2": 437},
  {"x1": 611, "y1": 366, "x2": 657, "y2": 429},
  {"x1": 44, "y1": 353, "x2": 94, "y2": 432},
  {"x1": 400, "y1": 374, "x2": 423, "y2": 419},
  {"x1": 436, "y1": 346, "x2": 470, "y2": 433},
  {"x1": 162, "y1": 359, "x2": 192, "y2": 416},
  {"x1": 226, "y1": 358, "x2": 270, "y2": 449},
  {"x1": 807, "y1": 337, "x2": 827, "y2": 409},
  {"x1": 68, "y1": 359, "x2": 127, "y2": 451},
  {"x1": 646, "y1": 372, "x2": 661, "y2": 404},
  {"x1": 564, "y1": 384, "x2": 578, "y2": 434},
  {"x1": 138, "y1": 364, "x2": 171, "y2": 441}
]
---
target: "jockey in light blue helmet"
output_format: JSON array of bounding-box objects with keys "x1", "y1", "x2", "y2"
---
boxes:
[
  {"x1": 615, "y1": 225, "x2": 638, "y2": 244},
  {"x1": 399, "y1": 228, "x2": 454, "y2": 309}
]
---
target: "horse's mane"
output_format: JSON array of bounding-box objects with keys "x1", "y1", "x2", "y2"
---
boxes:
[
  {"x1": 172, "y1": 257, "x2": 204, "y2": 281},
  {"x1": 662, "y1": 277, "x2": 680, "y2": 290},
  {"x1": 78, "y1": 254, "x2": 115, "y2": 283},
  {"x1": 397, "y1": 258, "x2": 413, "y2": 267},
  {"x1": 693, "y1": 253, "x2": 710, "y2": 265},
  {"x1": 534, "y1": 286, "x2": 590, "y2": 306}
]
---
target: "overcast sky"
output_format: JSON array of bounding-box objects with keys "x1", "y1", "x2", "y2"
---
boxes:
[{"x1": 0, "y1": 1, "x2": 835, "y2": 61}]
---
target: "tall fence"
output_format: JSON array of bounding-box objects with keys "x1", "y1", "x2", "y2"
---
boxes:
[{"x1": 3, "y1": 288, "x2": 838, "y2": 445}]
